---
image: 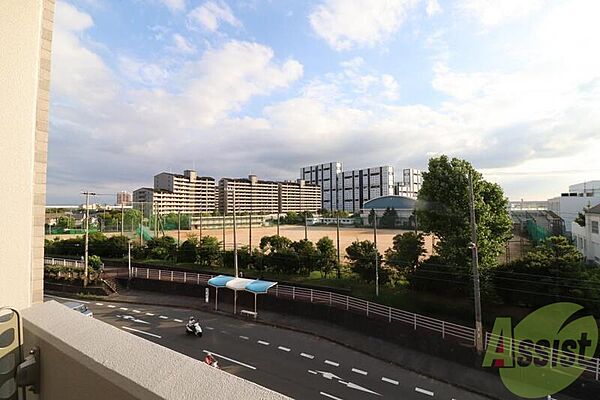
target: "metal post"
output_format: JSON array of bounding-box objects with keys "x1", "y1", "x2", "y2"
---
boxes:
[
  {"x1": 374, "y1": 214, "x2": 379, "y2": 297},
  {"x1": 276, "y1": 211, "x2": 280, "y2": 236},
  {"x1": 82, "y1": 191, "x2": 95, "y2": 288},
  {"x1": 200, "y1": 212, "x2": 203, "y2": 239},
  {"x1": 127, "y1": 241, "x2": 132, "y2": 289},
  {"x1": 468, "y1": 172, "x2": 484, "y2": 354},
  {"x1": 140, "y1": 202, "x2": 144, "y2": 246},
  {"x1": 366, "y1": 301, "x2": 369, "y2": 316},
  {"x1": 222, "y1": 213, "x2": 226, "y2": 252},
  {"x1": 233, "y1": 188, "x2": 239, "y2": 278},
  {"x1": 254, "y1": 293, "x2": 257, "y2": 316},
  {"x1": 336, "y1": 214, "x2": 341, "y2": 278},
  {"x1": 177, "y1": 211, "x2": 181, "y2": 247},
  {"x1": 121, "y1": 203, "x2": 125, "y2": 236},
  {"x1": 234, "y1": 291, "x2": 237, "y2": 315},
  {"x1": 215, "y1": 287, "x2": 218, "y2": 311},
  {"x1": 158, "y1": 270, "x2": 161, "y2": 281}
]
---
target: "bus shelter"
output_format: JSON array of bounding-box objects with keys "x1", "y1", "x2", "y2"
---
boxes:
[{"x1": 208, "y1": 275, "x2": 277, "y2": 316}]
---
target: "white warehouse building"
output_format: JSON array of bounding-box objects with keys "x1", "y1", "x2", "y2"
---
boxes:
[
  {"x1": 548, "y1": 181, "x2": 600, "y2": 233},
  {"x1": 572, "y1": 204, "x2": 600, "y2": 265}
]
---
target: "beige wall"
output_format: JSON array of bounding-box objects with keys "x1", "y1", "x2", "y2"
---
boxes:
[{"x1": 0, "y1": 0, "x2": 54, "y2": 309}]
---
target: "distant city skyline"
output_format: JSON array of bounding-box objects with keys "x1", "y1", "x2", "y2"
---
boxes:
[{"x1": 47, "y1": 1, "x2": 600, "y2": 204}]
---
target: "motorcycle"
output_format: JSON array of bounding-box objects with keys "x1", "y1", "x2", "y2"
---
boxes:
[
  {"x1": 185, "y1": 321, "x2": 203, "y2": 337},
  {"x1": 204, "y1": 354, "x2": 219, "y2": 369}
]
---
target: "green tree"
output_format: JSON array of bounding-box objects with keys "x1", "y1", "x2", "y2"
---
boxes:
[
  {"x1": 291, "y1": 239, "x2": 317, "y2": 275},
  {"x1": 88, "y1": 255, "x2": 103, "y2": 270},
  {"x1": 178, "y1": 236, "x2": 199, "y2": 263},
  {"x1": 316, "y1": 237, "x2": 337, "y2": 278},
  {"x1": 104, "y1": 235, "x2": 129, "y2": 258},
  {"x1": 385, "y1": 232, "x2": 426, "y2": 276},
  {"x1": 367, "y1": 209, "x2": 376, "y2": 227},
  {"x1": 574, "y1": 211, "x2": 586, "y2": 227},
  {"x1": 345, "y1": 240, "x2": 388, "y2": 283},
  {"x1": 197, "y1": 236, "x2": 222, "y2": 269},
  {"x1": 416, "y1": 155, "x2": 512, "y2": 269},
  {"x1": 260, "y1": 235, "x2": 292, "y2": 253},
  {"x1": 380, "y1": 207, "x2": 398, "y2": 229},
  {"x1": 56, "y1": 215, "x2": 75, "y2": 229},
  {"x1": 146, "y1": 236, "x2": 177, "y2": 260}
]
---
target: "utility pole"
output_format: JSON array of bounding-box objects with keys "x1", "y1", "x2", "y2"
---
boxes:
[
  {"x1": 373, "y1": 213, "x2": 379, "y2": 297},
  {"x1": 199, "y1": 212, "x2": 203, "y2": 239},
  {"x1": 276, "y1": 210, "x2": 280, "y2": 236},
  {"x1": 140, "y1": 202, "x2": 144, "y2": 246},
  {"x1": 127, "y1": 241, "x2": 132, "y2": 289},
  {"x1": 468, "y1": 172, "x2": 484, "y2": 354},
  {"x1": 222, "y1": 212, "x2": 226, "y2": 252},
  {"x1": 249, "y1": 181, "x2": 253, "y2": 251},
  {"x1": 177, "y1": 211, "x2": 181, "y2": 247},
  {"x1": 121, "y1": 203, "x2": 125, "y2": 236},
  {"x1": 82, "y1": 191, "x2": 95, "y2": 288},
  {"x1": 336, "y1": 213, "x2": 341, "y2": 279},
  {"x1": 233, "y1": 188, "x2": 239, "y2": 278}
]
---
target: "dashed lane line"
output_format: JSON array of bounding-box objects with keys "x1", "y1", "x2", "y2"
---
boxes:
[
  {"x1": 174, "y1": 318, "x2": 183, "y2": 323},
  {"x1": 239, "y1": 335, "x2": 249, "y2": 340},
  {"x1": 95, "y1": 303, "x2": 104, "y2": 306},
  {"x1": 258, "y1": 340, "x2": 270, "y2": 346},
  {"x1": 382, "y1": 377, "x2": 399, "y2": 385},
  {"x1": 119, "y1": 307, "x2": 128, "y2": 311},
  {"x1": 351, "y1": 368, "x2": 367, "y2": 376},
  {"x1": 145, "y1": 312, "x2": 155, "y2": 316},
  {"x1": 415, "y1": 387, "x2": 434, "y2": 397},
  {"x1": 320, "y1": 392, "x2": 343, "y2": 400},
  {"x1": 107, "y1": 305, "x2": 116, "y2": 308},
  {"x1": 301, "y1": 353, "x2": 315, "y2": 359},
  {"x1": 202, "y1": 350, "x2": 257, "y2": 370},
  {"x1": 278, "y1": 346, "x2": 291, "y2": 352},
  {"x1": 121, "y1": 326, "x2": 162, "y2": 339},
  {"x1": 159, "y1": 315, "x2": 169, "y2": 319},
  {"x1": 132, "y1": 309, "x2": 140, "y2": 313},
  {"x1": 205, "y1": 326, "x2": 214, "y2": 330},
  {"x1": 324, "y1": 360, "x2": 339, "y2": 367}
]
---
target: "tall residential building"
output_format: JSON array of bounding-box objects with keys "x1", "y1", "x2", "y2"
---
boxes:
[
  {"x1": 219, "y1": 175, "x2": 321, "y2": 214},
  {"x1": 548, "y1": 181, "x2": 600, "y2": 233},
  {"x1": 1, "y1": 0, "x2": 55, "y2": 309},
  {"x1": 116, "y1": 190, "x2": 132, "y2": 206},
  {"x1": 337, "y1": 166, "x2": 395, "y2": 213},
  {"x1": 395, "y1": 168, "x2": 422, "y2": 198},
  {"x1": 300, "y1": 162, "x2": 343, "y2": 211},
  {"x1": 133, "y1": 170, "x2": 216, "y2": 215}
]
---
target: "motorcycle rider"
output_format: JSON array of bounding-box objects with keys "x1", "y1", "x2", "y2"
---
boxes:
[{"x1": 188, "y1": 316, "x2": 197, "y2": 325}]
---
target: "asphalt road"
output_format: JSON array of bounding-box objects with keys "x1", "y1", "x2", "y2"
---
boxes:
[{"x1": 47, "y1": 295, "x2": 490, "y2": 400}]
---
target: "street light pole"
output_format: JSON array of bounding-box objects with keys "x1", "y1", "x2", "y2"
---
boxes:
[
  {"x1": 336, "y1": 213, "x2": 341, "y2": 279},
  {"x1": 82, "y1": 191, "x2": 96, "y2": 288},
  {"x1": 233, "y1": 188, "x2": 239, "y2": 278},
  {"x1": 468, "y1": 172, "x2": 484, "y2": 354},
  {"x1": 373, "y1": 213, "x2": 379, "y2": 297},
  {"x1": 121, "y1": 203, "x2": 125, "y2": 236}
]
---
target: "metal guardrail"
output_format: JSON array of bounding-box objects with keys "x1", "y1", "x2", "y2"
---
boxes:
[
  {"x1": 44, "y1": 257, "x2": 84, "y2": 269},
  {"x1": 46, "y1": 257, "x2": 600, "y2": 381}
]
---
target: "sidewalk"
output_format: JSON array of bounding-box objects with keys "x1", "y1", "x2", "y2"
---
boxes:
[{"x1": 70, "y1": 288, "x2": 589, "y2": 400}]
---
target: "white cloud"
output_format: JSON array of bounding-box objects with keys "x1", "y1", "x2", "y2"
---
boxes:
[
  {"x1": 118, "y1": 57, "x2": 171, "y2": 86},
  {"x1": 160, "y1": 0, "x2": 186, "y2": 13},
  {"x1": 55, "y1": 1, "x2": 93, "y2": 32},
  {"x1": 426, "y1": 0, "x2": 442, "y2": 16},
  {"x1": 309, "y1": 0, "x2": 420, "y2": 51},
  {"x1": 171, "y1": 33, "x2": 196, "y2": 54},
  {"x1": 457, "y1": 0, "x2": 545, "y2": 29},
  {"x1": 187, "y1": 1, "x2": 241, "y2": 32}
]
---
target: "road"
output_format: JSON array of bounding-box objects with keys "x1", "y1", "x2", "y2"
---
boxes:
[{"x1": 47, "y1": 295, "x2": 489, "y2": 400}]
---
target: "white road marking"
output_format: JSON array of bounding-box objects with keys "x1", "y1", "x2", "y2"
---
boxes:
[
  {"x1": 45, "y1": 295, "x2": 90, "y2": 304},
  {"x1": 202, "y1": 350, "x2": 256, "y2": 370},
  {"x1": 320, "y1": 392, "x2": 343, "y2": 400},
  {"x1": 132, "y1": 309, "x2": 140, "y2": 313},
  {"x1": 339, "y1": 380, "x2": 380, "y2": 396},
  {"x1": 351, "y1": 368, "x2": 368, "y2": 376},
  {"x1": 173, "y1": 318, "x2": 183, "y2": 323},
  {"x1": 117, "y1": 315, "x2": 149, "y2": 325},
  {"x1": 382, "y1": 377, "x2": 399, "y2": 385},
  {"x1": 308, "y1": 370, "x2": 318, "y2": 375},
  {"x1": 239, "y1": 335, "x2": 249, "y2": 340},
  {"x1": 159, "y1": 315, "x2": 168, "y2": 319},
  {"x1": 145, "y1": 312, "x2": 155, "y2": 316},
  {"x1": 95, "y1": 303, "x2": 104, "y2": 306},
  {"x1": 121, "y1": 326, "x2": 161, "y2": 339},
  {"x1": 324, "y1": 360, "x2": 339, "y2": 367},
  {"x1": 301, "y1": 353, "x2": 315, "y2": 359},
  {"x1": 107, "y1": 305, "x2": 116, "y2": 308},
  {"x1": 119, "y1": 307, "x2": 128, "y2": 311},
  {"x1": 205, "y1": 326, "x2": 214, "y2": 330},
  {"x1": 258, "y1": 340, "x2": 270, "y2": 346},
  {"x1": 278, "y1": 346, "x2": 291, "y2": 352},
  {"x1": 415, "y1": 387, "x2": 434, "y2": 397},
  {"x1": 314, "y1": 371, "x2": 341, "y2": 380}
]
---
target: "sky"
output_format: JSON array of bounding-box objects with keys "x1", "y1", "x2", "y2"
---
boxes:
[{"x1": 47, "y1": 0, "x2": 600, "y2": 204}]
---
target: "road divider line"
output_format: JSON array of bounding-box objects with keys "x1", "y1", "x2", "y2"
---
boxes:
[
  {"x1": 132, "y1": 309, "x2": 140, "y2": 313},
  {"x1": 121, "y1": 326, "x2": 161, "y2": 339},
  {"x1": 324, "y1": 360, "x2": 339, "y2": 367},
  {"x1": 415, "y1": 387, "x2": 434, "y2": 396},
  {"x1": 320, "y1": 392, "x2": 343, "y2": 400},
  {"x1": 258, "y1": 340, "x2": 270, "y2": 346},
  {"x1": 145, "y1": 312, "x2": 154, "y2": 316},
  {"x1": 205, "y1": 326, "x2": 214, "y2": 330},
  {"x1": 351, "y1": 368, "x2": 367, "y2": 376},
  {"x1": 159, "y1": 316, "x2": 168, "y2": 319},
  {"x1": 119, "y1": 307, "x2": 128, "y2": 311},
  {"x1": 239, "y1": 335, "x2": 249, "y2": 340},
  {"x1": 301, "y1": 353, "x2": 315, "y2": 359},
  {"x1": 202, "y1": 350, "x2": 256, "y2": 370},
  {"x1": 95, "y1": 303, "x2": 104, "y2": 306},
  {"x1": 278, "y1": 346, "x2": 291, "y2": 352},
  {"x1": 173, "y1": 318, "x2": 183, "y2": 323},
  {"x1": 382, "y1": 377, "x2": 398, "y2": 385},
  {"x1": 107, "y1": 305, "x2": 116, "y2": 308}
]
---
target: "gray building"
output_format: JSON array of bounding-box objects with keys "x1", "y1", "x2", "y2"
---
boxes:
[{"x1": 300, "y1": 162, "x2": 343, "y2": 211}]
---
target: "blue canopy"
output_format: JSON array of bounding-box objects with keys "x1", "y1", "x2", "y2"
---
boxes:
[
  {"x1": 245, "y1": 280, "x2": 278, "y2": 294},
  {"x1": 207, "y1": 275, "x2": 235, "y2": 288}
]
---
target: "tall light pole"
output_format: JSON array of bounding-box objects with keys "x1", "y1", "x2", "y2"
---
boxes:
[
  {"x1": 177, "y1": 211, "x2": 181, "y2": 247},
  {"x1": 82, "y1": 191, "x2": 96, "y2": 288},
  {"x1": 336, "y1": 212, "x2": 341, "y2": 279},
  {"x1": 468, "y1": 172, "x2": 484, "y2": 354},
  {"x1": 120, "y1": 203, "x2": 125, "y2": 236},
  {"x1": 373, "y1": 213, "x2": 379, "y2": 297},
  {"x1": 233, "y1": 188, "x2": 239, "y2": 278}
]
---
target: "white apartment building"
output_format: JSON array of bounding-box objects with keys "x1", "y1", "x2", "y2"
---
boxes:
[
  {"x1": 572, "y1": 204, "x2": 600, "y2": 265},
  {"x1": 336, "y1": 166, "x2": 395, "y2": 213},
  {"x1": 395, "y1": 168, "x2": 422, "y2": 198},
  {"x1": 116, "y1": 190, "x2": 132, "y2": 206},
  {"x1": 548, "y1": 181, "x2": 600, "y2": 233},
  {"x1": 300, "y1": 162, "x2": 343, "y2": 211},
  {"x1": 219, "y1": 175, "x2": 321, "y2": 214}
]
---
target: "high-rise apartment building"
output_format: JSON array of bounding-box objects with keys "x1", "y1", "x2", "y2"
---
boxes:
[
  {"x1": 133, "y1": 170, "x2": 216, "y2": 215},
  {"x1": 300, "y1": 162, "x2": 343, "y2": 211},
  {"x1": 337, "y1": 166, "x2": 395, "y2": 213},
  {"x1": 395, "y1": 168, "x2": 422, "y2": 198},
  {"x1": 116, "y1": 190, "x2": 132, "y2": 206},
  {"x1": 219, "y1": 175, "x2": 321, "y2": 214}
]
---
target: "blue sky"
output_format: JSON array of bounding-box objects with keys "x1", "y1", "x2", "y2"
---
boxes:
[{"x1": 47, "y1": 0, "x2": 600, "y2": 204}]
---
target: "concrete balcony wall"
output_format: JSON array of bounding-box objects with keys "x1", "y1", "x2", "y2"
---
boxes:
[{"x1": 21, "y1": 301, "x2": 288, "y2": 400}]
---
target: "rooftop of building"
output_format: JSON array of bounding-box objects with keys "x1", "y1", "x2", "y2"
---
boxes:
[
  {"x1": 588, "y1": 204, "x2": 600, "y2": 214},
  {"x1": 362, "y1": 195, "x2": 417, "y2": 210}
]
